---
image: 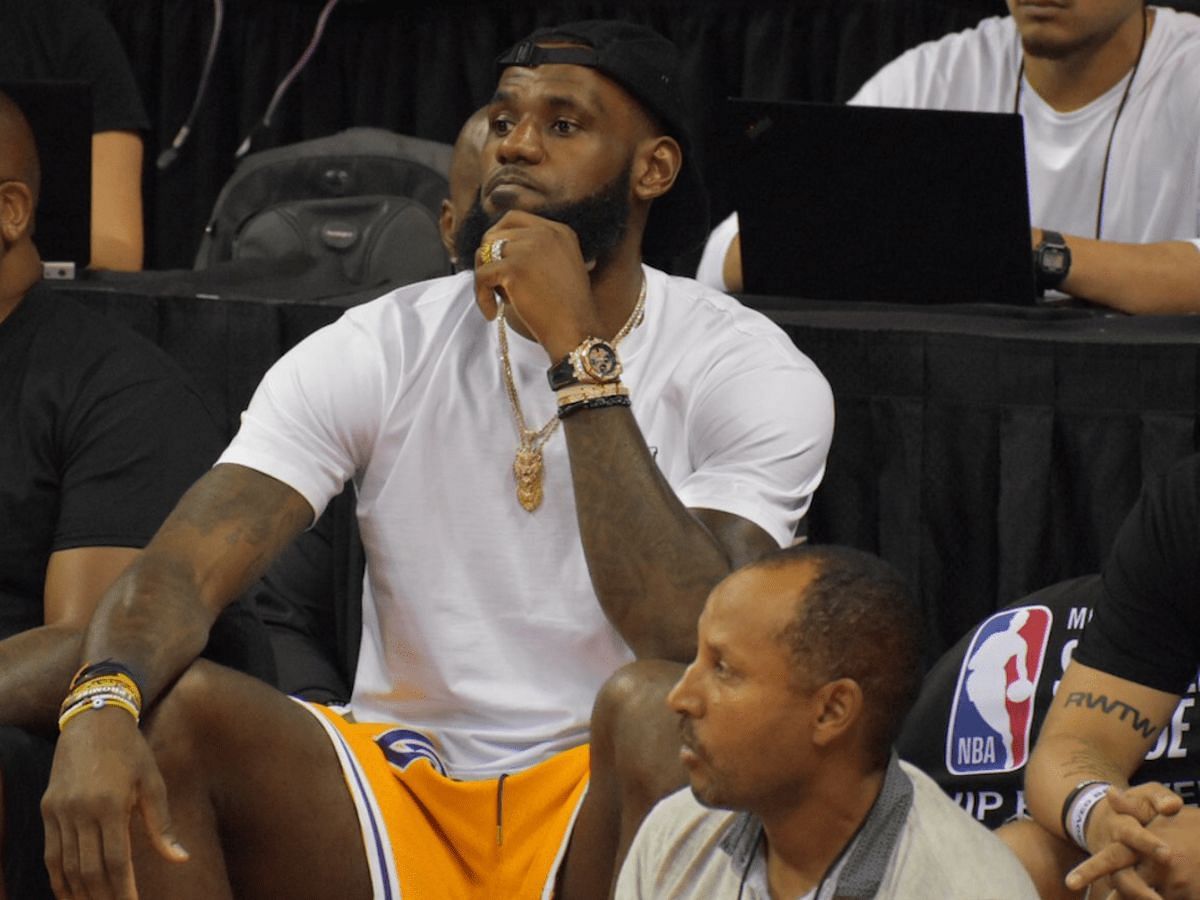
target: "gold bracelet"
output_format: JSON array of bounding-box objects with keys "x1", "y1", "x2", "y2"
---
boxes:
[
  {"x1": 60, "y1": 676, "x2": 142, "y2": 718},
  {"x1": 58, "y1": 693, "x2": 141, "y2": 732},
  {"x1": 555, "y1": 382, "x2": 628, "y2": 406},
  {"x1": 64, "y1": 672, "x2": 143, "y2": 709}
]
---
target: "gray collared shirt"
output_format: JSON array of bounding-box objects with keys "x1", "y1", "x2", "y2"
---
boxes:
[
  {"x1": 719, "y1": 753, "x2": 913, "y2": 899},
  {"x1": 614, "y1": 757, "x2": 1038, "y2": 900}
]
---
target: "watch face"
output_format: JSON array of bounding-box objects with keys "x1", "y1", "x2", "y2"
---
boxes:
[
  {"x1": 586, "y1": 345, "x2": 618, "y2": 377},
  {"x1": 576, "y1": 339, "x2": 622, "y2": 383},
  {"x1": 1042, "y1": 246, "x2": 1068, "y2": 275}
]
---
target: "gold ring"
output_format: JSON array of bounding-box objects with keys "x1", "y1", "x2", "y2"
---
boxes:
[
  {"x1": 490, "y1": 238, "x2": 507, "y2": 263},
  {"x1": 480, "y1": 242, "x2": 493, "y2": 266}
]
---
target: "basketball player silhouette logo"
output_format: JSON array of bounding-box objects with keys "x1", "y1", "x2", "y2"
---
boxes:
[{"x1": 946, "y1": 605, "x2": 1052, "y2": 775}]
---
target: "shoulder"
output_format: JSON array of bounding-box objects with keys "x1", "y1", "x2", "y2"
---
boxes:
[
  {"x1": 889, "y1": 763, "x2": 1037, "y2": 896},
  {"x1": 1152, "y1": 7, "x2": 1200, "y2": 47},
  {"x1": 904, "y1": 15, "x2": 1018, "y2": 66},
  {"x1": 24, "y1": 286, "x2": 193, "y2": 389},
  {"x1": 1144, "y1": 8, "x2": 1200, "y2": 88},
  {"x1": 298, "y1": 273, "x2": 475, "y2": 360},
  {"x1": 338, "y1": 271, "x2": 474, "y2": 331},
  {"x1": 630, "y1": 787, "x2": 741, "y2": 869},
  {"x1": 648, "y1": 267, "x2": 822, "y2": 374},
  {"x1": 640, "y1": 786, "x2": 726, "y2": 833},
  {"x1": 852, "y1": 16, "x2": 1017, "y2": 106},
  {"x1": 1108, "y1": 454, "x2": 1200, "y2": 580}
]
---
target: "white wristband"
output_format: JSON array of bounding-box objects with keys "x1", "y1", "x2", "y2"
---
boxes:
[{"x1": 1067, "y1": 782, "x2": 1111, "y2": 851}]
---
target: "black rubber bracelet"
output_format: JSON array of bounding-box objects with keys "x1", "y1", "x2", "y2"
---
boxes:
[
  {"x1": 1060, "y1": 779, "x2": 1109, "y2": 842},
  {"x1": 557, "y1": 394, "x2": 632, "y2": 419},
  {"x1": 71, "y1": 658, "x2": 147, "y2": 701}
]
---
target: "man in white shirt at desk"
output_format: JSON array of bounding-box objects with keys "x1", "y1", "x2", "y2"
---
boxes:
[{"x1": 697, "y1": 1, "x2": 1200, "y2": 315}]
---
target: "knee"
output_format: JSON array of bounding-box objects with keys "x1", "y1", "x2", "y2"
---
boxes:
[
  {"x1": 591, "y1": 661, "x2": 686, "y2": 796},
  {"x1": 592, "y1": 660, "x2": 682, "y2": 753},
  {"x1": 143, "y1": 660, "x2": 231, "y2": 771}
]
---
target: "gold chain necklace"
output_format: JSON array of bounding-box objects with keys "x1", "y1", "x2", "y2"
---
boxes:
[{"x1": 497, "y1": 274, "x2": 647, "y2": 512}]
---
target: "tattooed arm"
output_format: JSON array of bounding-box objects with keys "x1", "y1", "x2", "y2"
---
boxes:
[
  {"x1": 1026, "y1": 659, "x2": 1185, "y2": 899},
  {"x1": 562, "y1": 408, "x2": 779, "y2": 661},
  {"x1": 75, "y1": 463, "x2": 314, "y2": 701},
  {"x1": 41, "y1": 464, "x2": 313, "y2": 895}
]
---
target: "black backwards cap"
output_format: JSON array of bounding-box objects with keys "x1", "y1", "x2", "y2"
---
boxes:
[{"x1": 496, "y1": 20, "x2": 709, "y2": 259}]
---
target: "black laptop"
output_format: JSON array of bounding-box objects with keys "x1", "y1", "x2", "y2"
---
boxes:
[
  {"x1": 1, "y1": 81, "x2": 92, "y2": 277},
  {"x1": 726, "y1": 98, "x2": 1037, "y2": 305}
]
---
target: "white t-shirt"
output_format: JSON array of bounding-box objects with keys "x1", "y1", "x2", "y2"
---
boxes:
[
  {"x1": 220, "y1": 267, "x2": 833, "y2": 778},
  {"x1": 696, "y1": 7, "x2": 1200, "y2": 292}
]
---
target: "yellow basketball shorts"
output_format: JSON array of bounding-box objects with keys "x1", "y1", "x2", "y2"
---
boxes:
[{"x1": 299, "y1": 701, "x2": 591, "y2": 899}]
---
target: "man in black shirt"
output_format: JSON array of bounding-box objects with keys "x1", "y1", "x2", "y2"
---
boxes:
[
  {"x1": 1024, "y1": 455, "x2": 1200, "y2": 897},
  {"x1": 0, "y1": 91, "x2": 221, "y2": 899}
]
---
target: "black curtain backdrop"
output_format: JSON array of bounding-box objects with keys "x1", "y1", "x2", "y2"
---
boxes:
[
  {"x1": 95, "y1": 0, "x2": 1042, "y2": 269},
  {"x1": 56, "y1": 282, "x2": 1200, "y2": 661}
]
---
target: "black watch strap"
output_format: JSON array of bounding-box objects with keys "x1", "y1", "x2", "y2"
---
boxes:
[
  {"x1": 547, "y1": 356, "x2": 577, "y2": 391},
  {"x1": 1034, "y1": 229, "x2": 1071, "y2": 294}
]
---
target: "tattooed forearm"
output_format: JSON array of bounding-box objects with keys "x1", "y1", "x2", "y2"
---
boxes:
[
  {"x1": 1061, "y1": 691, "x2": 1163, "y2": 739},
  {"x1": 563, "y1": 408, "x2": 731, "y2": 660},
  {"x1": 78, "y1": 464, "x2": 312, "y2": 705}
]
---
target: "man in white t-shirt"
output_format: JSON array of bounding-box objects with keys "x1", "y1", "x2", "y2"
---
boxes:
[
  {"x1": 39, "y1": 20, "x2": 833, "y2": 900},
  {"x1": 614, "y1": 544, "x2": 1038, "y2": 899},
  {"x1": 698, "y1": 1, "x2": 1200, "y2": 315}
]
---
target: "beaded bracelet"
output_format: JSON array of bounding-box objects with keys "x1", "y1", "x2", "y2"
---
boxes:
[
  {"x1": 58, "y1": 692, "x2": 140, "y2": 732},
  {"x1": 60, "y1": 679, "x2": 141, "y2": 712},
  {"x1": 558, "y1": 394, "x2": 632, "y2": 419},
  {"x1": 59, "y1": 660, "x2": 145, "y2": 732}
]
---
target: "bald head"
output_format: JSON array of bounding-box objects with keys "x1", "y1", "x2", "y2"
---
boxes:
[
  {"x1": 450, "y1": 107, "x2": 488, "y2": 210},
  {"x1": 0, "y1": 91, "x2": 41, "y2": 203},
  {"x1": 0, "y1": 90, "x2": 43, "y2": 315},
  {"x1": 440, "y1": 107, "x2": 489, "y2": 264}
]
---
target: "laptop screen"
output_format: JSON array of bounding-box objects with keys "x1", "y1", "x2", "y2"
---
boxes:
[
  {"x1": 726, "y1": 98, "x2": 1036, "y2": 306},
  {"x1": 1, "y1": 81, "x2": 92, "y2": 270}
]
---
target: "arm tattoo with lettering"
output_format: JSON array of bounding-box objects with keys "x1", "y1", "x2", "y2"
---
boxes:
[{"x1": 1060, "y1": 690, "x2": 1163, "y2": 740}]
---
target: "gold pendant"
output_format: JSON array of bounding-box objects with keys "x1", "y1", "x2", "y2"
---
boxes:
[{"x1": 514, "y1": 444, "x2": 544, "y2": 512}]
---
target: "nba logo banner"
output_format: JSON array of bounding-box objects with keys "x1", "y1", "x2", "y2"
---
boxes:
[{"x1": 946, "y1": 605, "x2": 1052, "y2": 775}]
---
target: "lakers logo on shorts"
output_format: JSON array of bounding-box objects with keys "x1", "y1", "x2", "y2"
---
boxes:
[{"x1": 376, "y1": 727, "x2": 447, "y2": 775}]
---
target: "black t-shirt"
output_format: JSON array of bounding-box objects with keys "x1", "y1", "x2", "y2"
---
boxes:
[
  {"x1": 1074, "y1": 454, "x2": 1200, "y2": 694},
  {"x1": 0, "y1": 0, "x2": 149, "y2": 133},
  {"x1": 898, "y1": 574, "x2": 1200, "y2": 829},
  {"x1": 0, "y1": 282, "x2": 221, "y2": 639}
]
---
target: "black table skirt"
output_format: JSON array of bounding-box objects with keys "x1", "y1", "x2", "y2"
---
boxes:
[{"x1": 55, "y1": 281, "x2": 1200, "y2": 660}]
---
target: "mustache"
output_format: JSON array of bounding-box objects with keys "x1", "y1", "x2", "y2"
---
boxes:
[
  {"x1": 678, "y1": 716, "x2": 706, "y2": 760},
  {"x1": 483, "y1": 166, "x2": 542, "y2": 197}
]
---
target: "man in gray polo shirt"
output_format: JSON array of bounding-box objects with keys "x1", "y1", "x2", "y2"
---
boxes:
[{"x1": 615, "y1": 544, "x2": 1038, "y2": 899}]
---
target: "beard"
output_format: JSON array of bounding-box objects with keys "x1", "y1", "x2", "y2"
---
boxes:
[
  {"x1": 1014, "y1": 4, "x2": 1143, "y2": 61},
  {"x1": 454, "y1": 163, "x2": 632, "y2": 276}
]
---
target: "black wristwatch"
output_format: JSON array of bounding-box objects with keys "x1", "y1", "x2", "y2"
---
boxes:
[
  {"x1": 547, "y1": 338, "x2": 622, "y2": 390},
  {"x1": 1033, "y1": 229, "x2": 1071, "y2": 295}
]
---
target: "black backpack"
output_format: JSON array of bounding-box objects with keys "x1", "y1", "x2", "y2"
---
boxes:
[{"x1": 193, "y1": 127, "x2": 454, "y2": 304}]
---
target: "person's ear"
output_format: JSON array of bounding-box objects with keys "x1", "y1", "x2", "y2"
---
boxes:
[
  {"x1": 811, "y1": 678, "x2": 863, "y2": 748},
  {"x1": 439, "y1": 197, "x2": 458, "y2": 263},
  {"x1": 632, "y1": 135, "x2": 682, "y2": 203},
  {"x1": 0, "y1": 179, "x2": 34, "y2": 244}
]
